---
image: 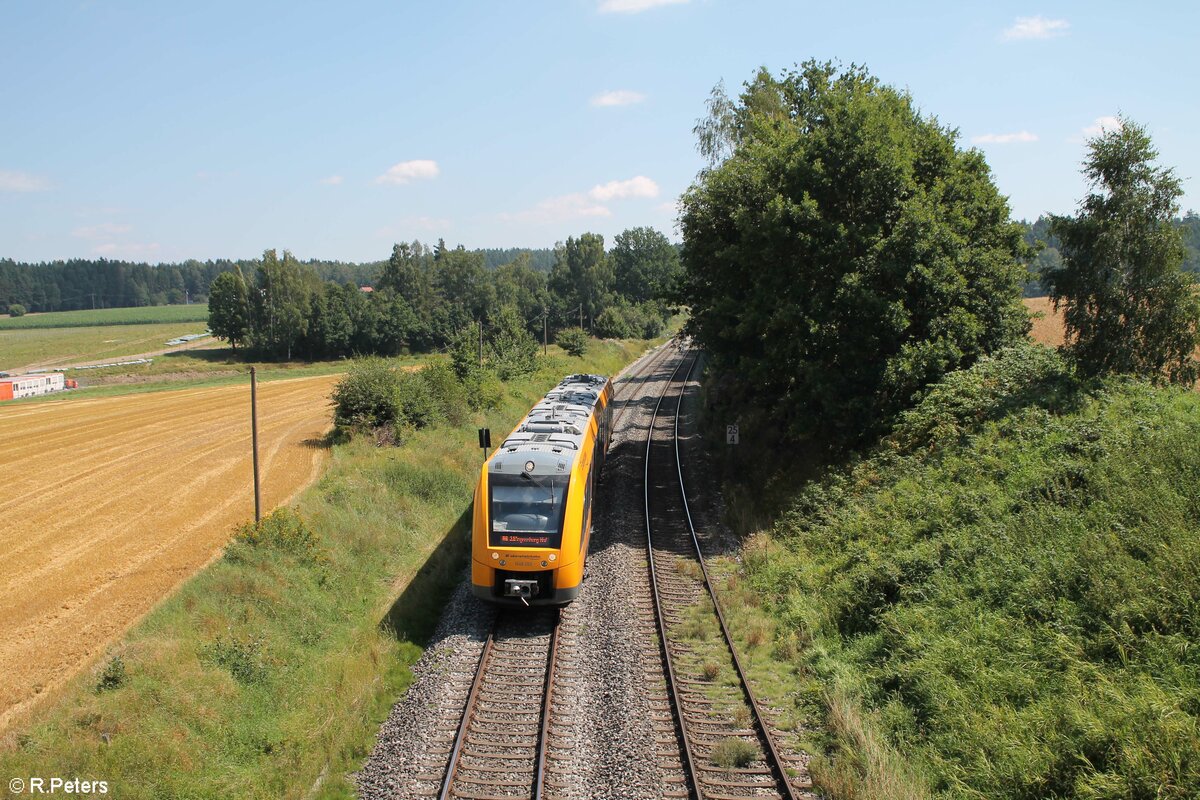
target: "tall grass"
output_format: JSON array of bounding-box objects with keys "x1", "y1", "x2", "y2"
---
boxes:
[
  {"x1": 737, "y1": 343, "x2": 1200, "y2": 799},
  {"x1": 0, "y1": 338, "x2": 649, "y2": 799}
]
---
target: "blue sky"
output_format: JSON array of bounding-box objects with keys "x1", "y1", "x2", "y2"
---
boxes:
[{"x1": 2, "y1": 0, "x2": 1197, "y2": 263}]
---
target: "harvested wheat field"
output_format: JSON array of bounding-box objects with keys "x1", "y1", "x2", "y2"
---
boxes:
[
  {"x1": 1025, "y1": 296, "x2": 1066, "y2": 347},
  {"x1": 0, "y1": 373, "x2": 340, "y2": 732}
]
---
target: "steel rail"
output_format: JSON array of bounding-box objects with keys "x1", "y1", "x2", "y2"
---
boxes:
[
  {"x1": 437, "y1": 619, "x2": 496, "y2": 800},
  {"x1": 532, "y1": 611, "x2": 561, "y2": 800},
  {"x1": 643, "y1": 349, "x2": 702, "y2": 800},
  {"x1": 438, "y1": 610, "x2": 561, "y2": 800},
  {"x1": 670, "y1": 356, "x2": 799, "y2": 800}
]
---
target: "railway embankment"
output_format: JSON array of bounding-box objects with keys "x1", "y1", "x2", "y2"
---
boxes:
[
  {"x1": 0, "y1": 339, "x2": 653, "y2": 800},
  {"x1": 706, "y1": 341, "x2": 1200, "y2": 800}
]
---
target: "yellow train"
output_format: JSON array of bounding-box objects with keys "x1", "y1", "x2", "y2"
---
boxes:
[{"x1": 471, "y1": 374, "x2": 614, "y2": 606}]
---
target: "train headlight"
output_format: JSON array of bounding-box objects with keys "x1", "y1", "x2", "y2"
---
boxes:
[
  {"x1": 524, "y1": 460, "x2": 536, "y2": 474},
  {"x1": 541, "y1": 561, "x2": 548, "y2": 567},
  {"x1": 499, "y1": 560, "x2": 506, "y2": 566},
  {"x1": 491, "y1": 552, "x2": 499, "y2": 560},
  {"x1": 548, "y1": 553, "x2": 557, "y2": 562}
]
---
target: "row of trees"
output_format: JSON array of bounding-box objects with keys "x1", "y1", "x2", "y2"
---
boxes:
[
  {"x1": 208, "y1": 227, "x2": 680, "y2": 361},
  {"x1": 679, "y1": 61, "x2": 1199, "y2": 450},
  {"x1": 0, "y1": 249, "x2": 568, "y2": 315}
]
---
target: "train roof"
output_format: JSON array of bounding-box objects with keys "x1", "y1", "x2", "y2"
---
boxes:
[{"x1": 488, "y1": 374, "x2": 608, "y2": 478}]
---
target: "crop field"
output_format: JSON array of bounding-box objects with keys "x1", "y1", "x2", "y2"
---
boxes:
[
  {"x1": 0, "y1": 322, "x2": 213, "y2": 373},
  {"x1": 0, "y1": 373, "x2": 340, "y2": 732},
  {"x1": 0, "y1": 304, "x2": 209, "y2": 330},
  {"x1": 1024, "y1": 296, "x2": 1066, "y2": 347}
]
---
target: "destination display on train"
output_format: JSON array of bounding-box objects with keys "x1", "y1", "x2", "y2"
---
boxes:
[{"x1": 498, "y1": 533, "x2": 551, "y2": 546}]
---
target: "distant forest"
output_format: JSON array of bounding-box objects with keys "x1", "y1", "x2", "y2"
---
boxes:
[
  {"x1": 1021, "y1": 212, "x2": 1200, "y2": 296},
  {"x1": 0, "y1": 244, "x2": 558, "y2": 313},
  {"x1": 4, "y1": 217, "x2": 1196, "y2": 312}
]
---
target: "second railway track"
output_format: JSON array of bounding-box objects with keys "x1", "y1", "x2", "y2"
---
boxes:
[{"x1": 643, "y1": 351, "x2": 808, "y2": 800}]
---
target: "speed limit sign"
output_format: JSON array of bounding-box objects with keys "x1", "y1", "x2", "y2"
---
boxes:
[{"x1": 726, "y1": 424, "x2": 739, "y2": 445}]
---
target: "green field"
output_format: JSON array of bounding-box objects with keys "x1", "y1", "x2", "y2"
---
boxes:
[
  {"x1": 0, "y1": 322, "x2": 212, "y2": 372},
  {"x1": 0, "y1": 304, "x2": 209, "y2": 330}
]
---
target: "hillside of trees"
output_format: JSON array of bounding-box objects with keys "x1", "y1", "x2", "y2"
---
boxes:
[
  {"x1": 0, "y1": 247, "x2": 563, "y2": 314},
  {"x1": 207, "y1": 228, "x2": 679, "y2": 361},
  {"x1": 1020, "y1": 211, "x2": 1199, "y2": 296}
]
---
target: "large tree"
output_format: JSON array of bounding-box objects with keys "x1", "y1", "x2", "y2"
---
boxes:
[
  {"x1": 1044, "y1": 118, "x2": 1200, "y2": 384},
  {"x1": 679, "y1": 61, "x2": 1030, "y2": 445},
  {"x1": 611, "y1": 226, "x2": 680, "y2": 304},
  {"x1": 549, "y1": 233, "x2": 612, "y2": 329},
  {"x1": 207, "y1": 269, "x2": 251, "y2": 350}
]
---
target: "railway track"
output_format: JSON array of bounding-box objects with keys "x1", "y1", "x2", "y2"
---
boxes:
[
  {"x1": 437, "y1": 608, "x2": 565, "y2": 800},
  {"x1": 643, "y1": 351, "x2": 806, "y2": 800},
  {"x1": 429, "y1": 341, "x2": 680, "y2": 800}
]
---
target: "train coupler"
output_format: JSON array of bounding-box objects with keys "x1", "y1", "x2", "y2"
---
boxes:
[{"x1": 503, "y1": 579, "x2": 540, "y2": 604}]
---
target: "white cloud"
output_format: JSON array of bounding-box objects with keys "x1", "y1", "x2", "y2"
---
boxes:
[
  {"x1": 589, "y1": 175, "x2": 659, "y2": 201},
  {"x1": 0, "y1": 169, "x2": 50, "y2": 192},
  {"x1": 598, "y1": 0, "x2": 688, "y2": 12},
  {"x1": 319, "y1": 175, "x2": 344, "y2": 185},
  {"x1": 657, "y1": 200, "x2": 680, "y2": 215},
  {"x1": 92, "y1": 242, "x2": 161, "y2": 258},
  {"x1": 71, "y1": 223, "x2": 133, "y2": 239},
  {"x1": 591, "y1": 90, "x2": 646, "y2": 107},
  {"x1": 970, "y1": 131, "x2": 1039, "y2": 145},
  {"x1": 1082, "y1": 116, "x2": 1123, "y2": 137},
  {"x1": 374, "y1": 159, "x2": 440, "y2": 185},
  {"x1": 1001, "y1": 15, "x2": 1069, "y2": 41},
  {"x1": 500, "y1": 194, "x2": 612, "y2": 225}
]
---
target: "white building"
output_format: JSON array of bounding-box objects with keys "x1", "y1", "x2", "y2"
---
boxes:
[{"x1": 0, "y1": 373, "x2": 66, "y2": 400}]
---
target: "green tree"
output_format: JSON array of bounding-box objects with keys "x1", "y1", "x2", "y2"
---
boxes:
[
  {"x1": 556, "y1": 327, "x2": 588, "y2": 357},
  {"x1": 679, "y1": 61, "x2": 1029, "y2": 445},
  {"x1": 1044, "y1": 118, "x2": 1200, "y2": 384},
  {"x1": 548, "y1": 233, "x2": 612, "y2": 329},
  {"x1": 207, "y1": 269, "x2": 251, "y2": 351},
  {"x1": 611, "y1": 226, "x2": 680, "y2": 303},
  {"x1": 7, "y1": 303, "x2": 26, "y2": 317},
  {"x1": 487, "y1": 305, "x2": 538, "y2": 380},
  {"x1": 252, "y1": 249, "x2": 316, "y2": 360}
]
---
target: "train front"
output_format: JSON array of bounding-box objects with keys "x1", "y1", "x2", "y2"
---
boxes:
[{"x1": 471, "y1": 450, "x2": 581, "y2": 606}]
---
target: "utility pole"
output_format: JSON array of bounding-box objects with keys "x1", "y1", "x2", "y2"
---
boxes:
[
  {"x1": 478, "y1": 319, "x2": 484, "y2": 368},
  {"x1": 250, "y1": 367, "x2": 262, "y2": 524},
  {"x1": 543, "y1": 307, "x2": 548, "y2": 355},
  {"x1": 578, "y1": 303, "x2": 583, "y2": 330}
]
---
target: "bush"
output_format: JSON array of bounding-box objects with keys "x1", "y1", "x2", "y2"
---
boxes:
[
  {"x1": 227, "y1": 508, "x2": 326, "y2": 565},
  {"x1": 331, "y1": 357, "x2": 402, "y2": 429},
  {"x1": 464, "y1": 369, "x2": 502, "y2": 411},
  {"x1": 488, "y1": 306, "x2": 539, "y2": 380},
  {"x1": 394, "y1": 369, "x2": 443, "y2": 429},
  {"x1": 94, "y1": 654, "x2": 126, "y2": 693},
  {"x1": 419, "y1": 360, "x2": 470, "y2": 425},
  {"x1": 557, "y1": 327, "x2": 589, "y2": 357},
  {"x1": 594, "y1": 307, "x2": 635, "y2": 339},
  {"x1": 7, "y1": 303, "x2": 26, "y2": 317}
]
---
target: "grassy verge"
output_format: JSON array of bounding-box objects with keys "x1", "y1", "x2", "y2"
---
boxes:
[
  {"x1": 713, "y1": 343, "x2": 1200, "y2": 799},
  {"x1": 0, "y1": 337, "x2": 651, "y2": 799},
  {"x1": 0, "y1": 305, "x2": 209, "y2": 329}
]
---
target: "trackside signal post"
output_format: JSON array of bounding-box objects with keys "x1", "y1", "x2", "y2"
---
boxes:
[{"x1": 478, "y1": 427, "x2": 491, "y2": 462}]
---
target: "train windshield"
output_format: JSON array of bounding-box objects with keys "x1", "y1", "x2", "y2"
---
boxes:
[{"x1": 489, "y1": 473, "x2": 568, "y2": 548}]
